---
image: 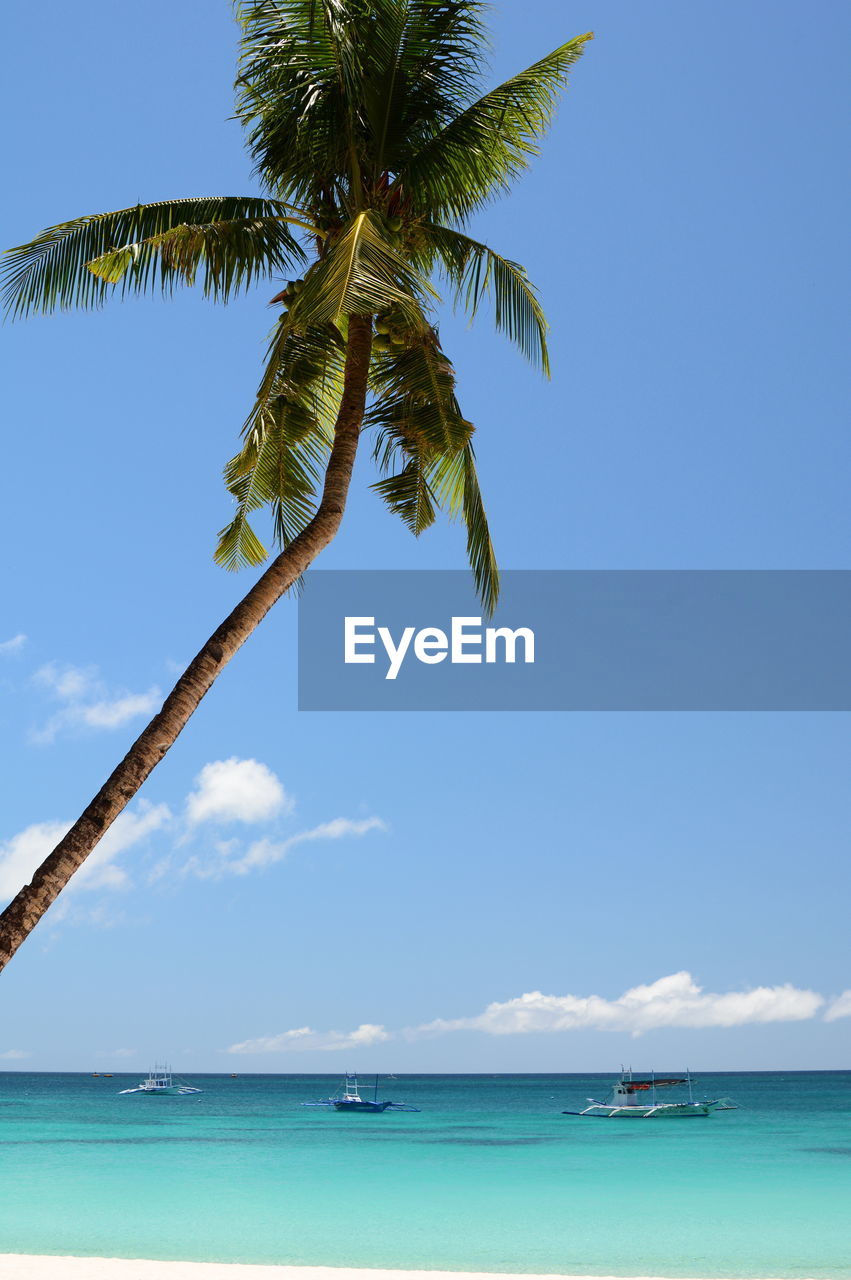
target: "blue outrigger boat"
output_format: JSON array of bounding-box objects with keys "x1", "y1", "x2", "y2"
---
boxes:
[{"x1": 303, "y1": 1074, "x2": 420, "y2": 1114}]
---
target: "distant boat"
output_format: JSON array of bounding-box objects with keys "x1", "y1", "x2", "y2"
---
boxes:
[
  {"x1": 563, "y1": 1068, "x2": 736, "y2": 1119},
  {"x1": 118, "y1": 1065, "x2": 202, "y2": 1096},
  {"x1": 303, "y1": 1074, "x2": 420, "y2": 1114}
]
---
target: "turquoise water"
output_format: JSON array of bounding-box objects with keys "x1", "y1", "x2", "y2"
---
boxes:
[{"x1": 1, "y1": 1072, "x2": 849, "y2": 1278}]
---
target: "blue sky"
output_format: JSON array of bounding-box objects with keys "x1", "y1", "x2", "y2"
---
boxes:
[{"x1": 1, "y1": 0, "x2": 849, "y2": 1073}]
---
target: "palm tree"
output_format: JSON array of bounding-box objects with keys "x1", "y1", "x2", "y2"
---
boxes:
[{"x1": 0, "y1": 0, "x2": 591, "y2": 970}]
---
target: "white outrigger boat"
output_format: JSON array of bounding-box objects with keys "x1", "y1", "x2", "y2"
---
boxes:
[
  {"x1": 119, "y1": 1066, "x2": 202, "y2": 1097},
  {"x1": 563, "y1": 1069, "x2": 736, "y2": 1119}
]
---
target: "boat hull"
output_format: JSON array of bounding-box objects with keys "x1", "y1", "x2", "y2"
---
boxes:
[
  {"x1": 333, "y1": 1099, "x2": 393, "y2": 1113},
  {"x1": 565, "y1": 1103, "x2": 710, "y2": 1118}
]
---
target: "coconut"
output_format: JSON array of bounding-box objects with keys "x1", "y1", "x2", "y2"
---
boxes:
[{"x1": 373, "y1": 333, "x2": 392, "y2": 351}]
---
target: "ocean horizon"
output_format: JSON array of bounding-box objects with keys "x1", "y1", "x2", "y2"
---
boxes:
[{"x1": 1, "y1": 1070, "x2": 849, "y2": 1279}]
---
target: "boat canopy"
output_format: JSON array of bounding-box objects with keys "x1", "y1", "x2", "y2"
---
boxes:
[{"x1": 623, "y1": 1077, "x2": 687, "y2": 1091}]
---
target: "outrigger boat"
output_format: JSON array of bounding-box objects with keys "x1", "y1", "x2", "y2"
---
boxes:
[
  {"x1": 563, "y1": 1068, "x2": 736, "y2": 1118},
  {"x1": 119, "y1": 1065, "x2": 202, "y2": 1096},
  {"x1": 302, "y1": 1074, "x2": 420, "y2": 1114}
]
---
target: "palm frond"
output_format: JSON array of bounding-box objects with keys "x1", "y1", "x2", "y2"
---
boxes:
[
  {"x1": 235, "y1": 0, "x2": 366, "y2": 204},
  {"x1": 215, "y1": 321, "x2": 346, "y2": 569},
  {"x1": 235, "y1": 1, "x2": 491, "y2": 207},
  {"x1": 459, "y1": 443, "x2": 499, "y2": 614},
  {"x1": 2, "y1": 196, "x2": 306, "y2": 317},
  {"x1": 395, "y1": 32, "x2": 593, "y2": 222},
  {"x1": 287, "y1": 210, "x2": 436, "y2": 329},
  {"x1": 426, "y1": 441, "x2": 499, "y2": 614},
  {"x1": 425, "y1": 223, "x2": 549, "y2": 374},
  {"x1": 87, "y1": 215, "x2": 309, "y2": 299},
  {"x1": 361, "y1": 0, "x2": 489, "y2": 178},
  {"x1": 368, "y1": 327, "x2": 474, "y2": 457},
  {"x1": 372, "y1": 457, "x2": 437, "y2": 535},
  {"x1": 367, "y1": 327, "x2": 497, "y2": 610}
]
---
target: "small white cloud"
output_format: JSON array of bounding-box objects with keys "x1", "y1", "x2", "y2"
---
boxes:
[
  {"x1": 0, "y1": 634, "x2": 27, "y2": 656},
  {"x1": 79, "y1": 693, "x2": 161, "y2": 730},
  {"x1": 31, "y1": 662, "x2": 160, "y2": 744},
  {"x1": 237, "y1": 816, "x2": 386, "y2": 873},
  {"x1": 0, "y1": 1049, "x2": 30, "y2": 1060},
  {"x1": 227, "y1": 1023, "x2": 390, "y2": 1055},
  {"x1": 824, "y1": 991, "x2": 851, "y2": 1022},
  {"x1": 97, "y1": 1047, "x2": 137, "y2": 1060},
  {"x1": 414, "y1": 972, "x2": 825, "y2": 1039},
  {"x1": 185, "y1": 815, "x2": 386, "y2": 879},
  {"x1": 35, "y1": 662, "x2": 96, "y2": 700},
  {"x1": 186, "y1": 758, "x2": 293, "y2": 826},
  {"x1": 0, "y1": 801, "x2": 171, "y2": 904}
]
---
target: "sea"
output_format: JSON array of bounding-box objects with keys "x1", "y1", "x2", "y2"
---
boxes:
[{"x1": 0, "y1": 1072, "x2": 849, "y2": 1278}]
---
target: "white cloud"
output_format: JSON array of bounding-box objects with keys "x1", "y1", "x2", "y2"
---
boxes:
[
  {"x1": 824, "y1": 991, "x2": 851, "y2": 1022},
  {"x1": 185, "y1": 758, "x2": 293, "y2": 826},
  {"x1": 0, "y1": 634, "x2": 27, "y2": 656},
  {"x1": 31, "y1": 662, "x2": 160, "y2": 744},
  {"x1": 227, "y1": 1023, "x2": 390, "y2": 1055},
  {"x1": 35, "y1": 662, "x2": 96, "y2": 700},
  {"x1": 0, "y1": 801, "x2": 171, "y2": 903},
  {"x1": 77, "y1": 802, "x2": 171, "y2": 891},
  {"x1": 225, "y1": 973, "x2": 829, "y2": 1056},
  {"x1": 184, "y1": 815, "x2": 386, "y2": 879},
  {"x1": 0, "y1": 1049, "x2": 30, "y2": 1060},
  {"x1": 415, "y1": 972, "x2": 825, "y2": 1039},
  {"x1": 0, "y1": 747, "x2": 382, "y2": 935},
  {"x1": 0, "y1": 820, "x2": 70, "y2": 901},
  {"x1": 97, "y1": 1047, "x2": 137, "y2": 1059},
  {"x1": 79, "y1": 693, "x2": 161, "y2": 730}
]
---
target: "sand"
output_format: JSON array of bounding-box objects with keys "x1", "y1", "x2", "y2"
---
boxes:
[{"x1": 0, "y1": 1259, "x2": 808, "y2": 1280}]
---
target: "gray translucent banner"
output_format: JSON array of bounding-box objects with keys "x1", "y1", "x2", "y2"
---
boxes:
[{"x1": 297, "y1": 570, "x2": 851, "y2": 711}]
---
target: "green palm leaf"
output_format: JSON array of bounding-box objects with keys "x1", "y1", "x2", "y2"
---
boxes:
[
  {"x1": 426, "y1": 441, "x2": 499, "y2": 614},
  {"x1": 236, "y1": 1, "x2": 491, "y2": 206},
  {"x1": 236, "y1": 0, "x2": 367, "y2": 204},
  {"x1": 396, "y1": 32, "x2": 593, "y2": 222},
  {"x1": 425, "y1": 223, "x2": 549, "y2": 374},
  {"x1": 372, "y1": 458, "x2": 437, "y2": 536},
  {"x1": 368, "y1": 327, "x2": 474, "y2": 458},
  {"x1": 459, "y1": 444, "x2": 499, "y2": 615},
  {"x1": 360, "y1": 0, "x2": 488, "y2": 178},
  {"x1": 2, "y1": 196, "x2": 306, "y2": 317},
  {"x1": 367, "y1": 327, "x2": 497, "y2": 610},
  {"x1": 215, "y1": 321, "x2": 346, "y2": 569},
  {"x1": 288, "y1": 210, "x2": 436, "y2": 329}
]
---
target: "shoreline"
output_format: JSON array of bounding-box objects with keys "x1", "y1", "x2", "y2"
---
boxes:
[{"x1": 0, "y1": 1257, "x2": 817, "y2": 1280}]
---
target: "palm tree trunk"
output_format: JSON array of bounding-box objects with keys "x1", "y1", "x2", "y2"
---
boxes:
[{"x1": 0, "y1": 316, "x2": 374, "y2": 973}]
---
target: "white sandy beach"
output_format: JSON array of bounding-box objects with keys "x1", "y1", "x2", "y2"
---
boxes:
[{"x1": 0, "y1": 1259, "x2": 810, "y2": 1280}]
